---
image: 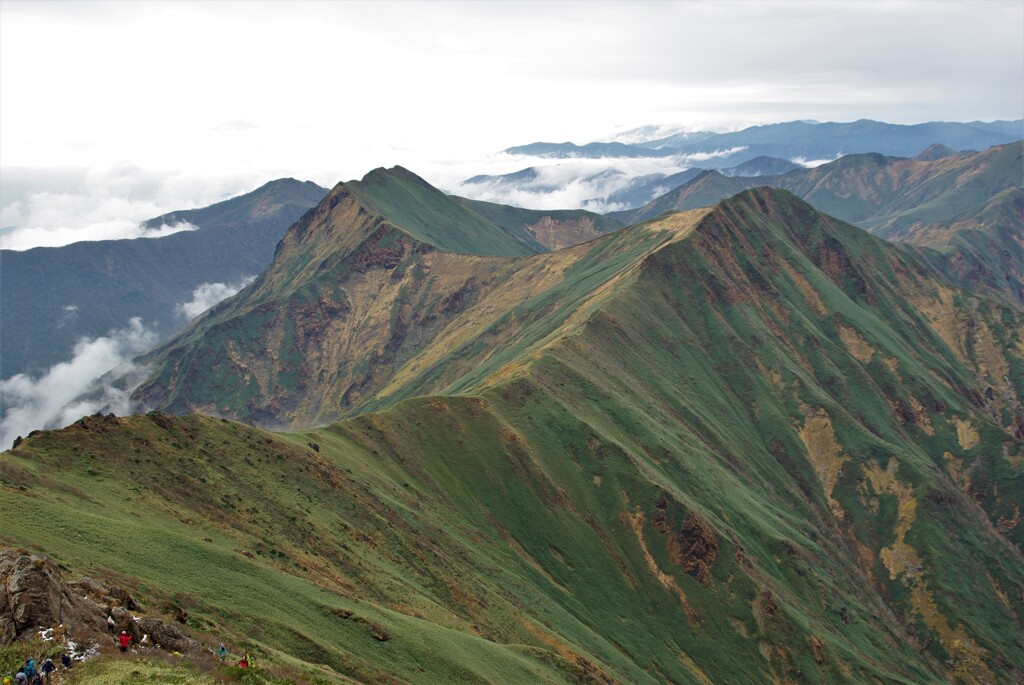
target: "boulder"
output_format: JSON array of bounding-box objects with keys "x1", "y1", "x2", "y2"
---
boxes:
[
  {"x1": 137, "y1": 618, "x2": 198, "y2": 653},
  {"x1": 70, "y1": 577, "x2": 107, "y2": 598},
  {"x1": 107, "y1": 585, "x2": 138, "y2": 610},
  {"x1": 109, "y1": 606, "x2": 138, "y2": 638}
]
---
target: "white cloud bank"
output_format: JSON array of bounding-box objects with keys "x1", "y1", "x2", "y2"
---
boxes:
[
  {"x1": 176, "y1": 276, "x2": 255, "y2": 320},
  {"x1": 0, "y1": 164, "x2": 268, "y2": 250},
  {"x1": 448, "y1": 151, "x2": 731, "y2": 212},
  {"x1": 0, "y1": 318, "x2": 158, "y2": 449}
]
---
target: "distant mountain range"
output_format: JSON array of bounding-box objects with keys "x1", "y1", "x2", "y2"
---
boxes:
[
  {"x1": 611, "y1": 142, "x2": 1023, "y2": 306},
  {"x1": 459, "y1": 156, "x2": 801, "y2": 211},
  {"x1": 507, "y1": 118, "x2": 1024, "y2": 163},
  {"x1": 453, "y1": 119, "x2": 1022, "y2": 214},
  {"x1": 1, "y1": 179, "x2": 328, "y2": 379}
]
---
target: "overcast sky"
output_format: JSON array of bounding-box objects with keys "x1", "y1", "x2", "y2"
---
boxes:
[{"x1": 2, "y1": 0, "x2": 1022, "y2": 248}]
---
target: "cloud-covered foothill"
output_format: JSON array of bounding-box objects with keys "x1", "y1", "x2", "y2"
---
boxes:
[{"x1": 0, "y1": 318, "x2": 158, "y2": 450}]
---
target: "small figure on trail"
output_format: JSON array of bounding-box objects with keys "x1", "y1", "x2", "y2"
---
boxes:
[
  {"x1": 59, "y1": 654, "x2": 72, "y2": 671},
  {"x1": 14, "y1": 670, "x2": 26, "y2": 685},
  {"x1": 107, "y1": 615, "x2": 116, "y2": 632},
  {"x1": 237, "y1": 657, "x2": 248, "y2": 668},
  {"x1": 217, "y1": 644, "x2": 228, "y2": 661},
  {"x1": 22, "y1": 661, "x2": 35, "y2": 684},
  {"x1": 40, "y1": 660, "x2": 54, "y2": 685},
  {"x1": 118, "y1": 631, "x2": 131, "y2": 652},
  {"x1": 4, "y1": 672, "x2": 15, "y2": 685},
  {"x1": 245, "y1": 653, "x2": 254, "y2": 668}
]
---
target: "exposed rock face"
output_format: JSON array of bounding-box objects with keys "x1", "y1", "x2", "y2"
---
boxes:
[
  {"x1": 1, "y1": 548, "x2": 194, "y2": 652},
  {"x1": 0, "y1": 549, "x2": 105, "y2": 643},
  {"x1": 672, "y1": 514, "x2": 719, "y2": 585}
]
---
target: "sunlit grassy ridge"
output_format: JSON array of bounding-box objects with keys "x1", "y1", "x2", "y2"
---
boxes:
[{"x1": 4, "y1": 188, "x2": 1023, "y2": 683}]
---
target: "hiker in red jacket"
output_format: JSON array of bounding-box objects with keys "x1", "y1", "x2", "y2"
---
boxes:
[{"x1": 118, "y1": 631, "x2": 131, "y2": 652}]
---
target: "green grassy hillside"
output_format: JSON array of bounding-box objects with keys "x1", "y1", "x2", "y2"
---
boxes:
[
  {"x1": 5, "y1": 188, "x2": 1023, "y2": 683},
  {"x1": 344, "y1": 166, "x2": 621, "y2": 256}
]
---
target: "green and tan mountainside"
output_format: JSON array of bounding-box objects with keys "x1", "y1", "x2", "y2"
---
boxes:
[
  {"x1": 3, "y1": 184, "x2": 1024, "y2": 684},
  {"x1": 130, "y1": 167, "x2": 622, "y2": 428},
  {"x1": 613, "y1": 141, "x2": 1024, "y2": 307}
]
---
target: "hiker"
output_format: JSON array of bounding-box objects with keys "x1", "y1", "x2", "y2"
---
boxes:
[
  {"x1": 237, "y1": 657, "x2": 248, "y2": 668},
  {"x1": 245, "y1": 653, "x2": 254, "y2": 668},
  {"x1": 14, "y1": 670, "x2": 26, "y2": 685},
  {"x1": 217, "y1": 644, "x2": 228, "y2": 661},
  {"x1": 59, "y1": 654, "x2": 72, "y2": 671},
  {"x1": 4, "y1": 672, "x2": 15, "y2": 685},
  {"x1": 118, "y1": 630, "x2": 132, "y2": 652},
  {"x1": 22, "y1": 661, "x2": 35, "y2": 685},
  {"x1": 40, "y1": 660, "x2": 54, "y2": 685},
  {"x1": 107, "y1": 615, "x2": 115, "y2": 632}
]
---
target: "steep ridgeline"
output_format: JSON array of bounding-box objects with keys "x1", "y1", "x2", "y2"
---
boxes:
[
  {"x1": 614, "y1": 142, "x2": 1024, "y2": 306},
  {"x1": 0, "y1": 179, "x2": 328, "y2": 378},
  {"x1": 6, "y1": 188, "x2": 1023, "y2": 684},
  {"x1": 132, "y1": 166, "x2": 621, "y2": 427}
]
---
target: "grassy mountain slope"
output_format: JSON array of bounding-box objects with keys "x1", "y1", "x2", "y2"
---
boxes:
[
  {"x1": 131, "y1": 168, "x2": 625, "y2": 428},
  {"x1": 453, "y1": 196, "x2": 622, "y2": 250},
  {"x1": 341, "y1": 166, "x2": 545, "y2": 257},
  {"x1": 615, "y1": 144, "x2": 1024, "y2": 306},
  {"x1": 5, "y1": 189, "x2": 1023, "y2": 684},
  {"x1": 785, "y1": 141, "x2": 1023, "y2": 241},
  {"x1": 339, "y1": 165, "x2": 619, "y2": 256},
  {"x1": 608, "y1": 170, "x2": 759, "y2": 223},
  {"x1": 0, "y1": 179, "x2": 328, "y2": 378}
]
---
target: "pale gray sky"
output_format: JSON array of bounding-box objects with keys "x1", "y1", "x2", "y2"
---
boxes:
[{"x1": 2, "y1": 0, "x2": 1022, "y2": 247}]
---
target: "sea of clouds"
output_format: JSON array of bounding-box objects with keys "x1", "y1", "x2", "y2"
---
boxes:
[
  {"x1": 0, "y1": 163, "x2": 266, "y2": 250},
  {"x1": 446, "y1": 147, "x2": 753, "y2": 213}
]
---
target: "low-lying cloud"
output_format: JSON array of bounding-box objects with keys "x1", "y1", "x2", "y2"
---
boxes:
[
  {"x1": 451, "y1": 155, "x2": 696, "y2": 213},
  {"x1": 792, "y1": 155, "x2": 841, "y2": 168},
  {"x1": 682, "y1": 146, "x2": 749, "y2": 162},
  {"x1": 0, "y1": 318, "x2": 158, "y2": 450},
  {"x1": 176, "y1": 276, "x2": 255, "y2": 320},
  {"x1": 0, "y1": 164, "x2": 266, "y2": 251},
  {"x1": 446, "y1": 146, "x2": 763, "y2": 213}
]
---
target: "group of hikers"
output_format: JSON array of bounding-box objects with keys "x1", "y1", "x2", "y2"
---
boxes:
[
  {"x1": 4, "y1": 625, "x2": 255, "y2": 685},
  {"x1": 117, "y1": 630, "x2": 253, "y2": 669},
  {"x1": 218, "y1": 644, "x2": 255, "y2": 669},
  {"x1": 3, "y1": 655, "x2": 72, "y2": 685}
]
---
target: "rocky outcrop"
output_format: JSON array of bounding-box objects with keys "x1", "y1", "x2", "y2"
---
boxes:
[
  {"x1": 1, "y1": 548, "x2": 196, "y2": 653},
  {"x1": 0, "y1": 549, "x2": 105, "y2": 643},
  {"x1": 137, "y1": 618, "x2": 199, "y2": 652},
  {"x1": 671, "y1": 514, "x2": 719, "y2": 586}
]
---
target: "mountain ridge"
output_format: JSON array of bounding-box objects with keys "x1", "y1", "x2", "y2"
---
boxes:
[
  {"x1": 6, "y1": 186, "x2": 1023, "y2": 684},
  {"x1": 508, "y1": 118, "x2": 1024, "y2": 164},
  {"x1": 608, "y1": 142, "x2": 1024, "y2": 309}
]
